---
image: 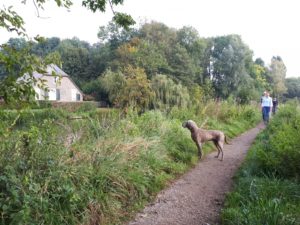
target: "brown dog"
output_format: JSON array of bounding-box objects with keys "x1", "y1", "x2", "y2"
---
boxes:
[{"x1": 182, "y1": 120, "x2": 229, "y2": 160}]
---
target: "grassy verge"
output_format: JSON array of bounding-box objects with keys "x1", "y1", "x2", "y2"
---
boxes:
[
  {"x1": 222, "y1": 101, "x2": 300, "y2": 225},
  {"x1": 0, "y1": 100, "x2": 260, "y2": 225}
]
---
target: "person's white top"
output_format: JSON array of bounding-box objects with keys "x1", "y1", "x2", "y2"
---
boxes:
[{"x1": 261, "y1": 96, "x2": 273, "y2": 107}]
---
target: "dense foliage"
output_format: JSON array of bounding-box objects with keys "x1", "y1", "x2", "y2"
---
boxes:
[
  {"x1": 1, "y1": 15, "x2": 293, "y2": 109},
  {"x1": 222, "y1": 101, "x2": 300, "y2": 225},
  {"x1": 0, "y1": 102, "x2": 260, "y2": 225},
  {"x1": 284, "y1": 77, "x2": 300, "y2": 99}
]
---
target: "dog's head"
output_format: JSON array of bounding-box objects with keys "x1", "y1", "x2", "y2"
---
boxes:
[{"x1": 182, "y1": 120, "x2": 197, "y2": 130}]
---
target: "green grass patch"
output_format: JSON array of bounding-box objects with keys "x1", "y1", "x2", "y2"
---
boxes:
[{"x1": 222, "y1": 177, "x2": 300, "y2": 225}]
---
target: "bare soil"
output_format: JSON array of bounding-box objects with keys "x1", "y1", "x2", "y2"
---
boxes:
[{"x1": 127, "y1": 123, "x2": 265, "y2": 225}]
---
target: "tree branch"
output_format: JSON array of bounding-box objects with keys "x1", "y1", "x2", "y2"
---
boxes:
[
  {"x1": 32, "y1": 0, "x2": 50, "y2": 19},
  {"x1": 108, "y1": 0, "x2": 116, "y2": 15}
]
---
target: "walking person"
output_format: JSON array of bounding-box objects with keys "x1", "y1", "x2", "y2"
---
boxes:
[
  {"x1": 261, "y1": 91, "x2": 273, "y2": 124},
  {"x1": 272, "y1": 97, "x2": 278, "y2": 115}
]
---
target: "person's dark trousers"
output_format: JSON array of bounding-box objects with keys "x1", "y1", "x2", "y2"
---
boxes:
[{"x1": 262, "y1": 106, "x2": 271, "y2": 124}]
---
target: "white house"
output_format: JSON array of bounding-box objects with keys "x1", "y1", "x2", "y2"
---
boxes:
[{"x1": 31, "y1": 64, "x2": 83, "y2": 102}]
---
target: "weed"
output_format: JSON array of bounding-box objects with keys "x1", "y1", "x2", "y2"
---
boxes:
[{"x1": 0, "y1": 102, "x2": 260, "y2": 224}]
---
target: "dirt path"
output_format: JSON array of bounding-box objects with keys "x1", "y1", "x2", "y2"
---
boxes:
[{"x1": 127, "y1": 123, "x2": 265, "y2": 225}]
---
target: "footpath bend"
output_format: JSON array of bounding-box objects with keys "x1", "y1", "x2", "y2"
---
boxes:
[{"x1": 127, "y1": 123, "x2": 265, "y2": 225}]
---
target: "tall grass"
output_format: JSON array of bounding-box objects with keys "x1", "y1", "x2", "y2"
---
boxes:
[
  {"x1": 0, "y1": 100, "x2": 260, "y2": 225},
  {"x1": 222, "y1": 177, "x2": 300, "y2": 225},
  {"x1": 222, "y1": 101, "x2": 300, "y2": 225}
]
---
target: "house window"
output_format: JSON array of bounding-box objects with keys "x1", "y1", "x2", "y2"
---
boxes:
[
  {"x1": 44, "y1": 90, "x2": 49, "y2": 100},
  {"x1": 56, "y1": 89, "x2": 60, "y2": 100},
  {"x1": 54, "y1": 76, "x2": 59, "y2": 84},
  {"x1": 76, "y1": 93, "x2": 81, "y2": 101}
]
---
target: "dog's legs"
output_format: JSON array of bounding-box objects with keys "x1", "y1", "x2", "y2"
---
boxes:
[
  {"x1": 195, "y1": 141, "x2": 203, "y2": 159},
  {"x1": 217, "y1": 141, "x2": 224, "y2": 161},
  {"x1": 213, "y1": 140, "x2": 220, "y2": 158},
  {"x1": 213, "y1": 141, "x2": 224, "y2": 161}
]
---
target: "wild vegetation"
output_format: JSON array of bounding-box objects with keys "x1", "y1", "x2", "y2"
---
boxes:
[
  {"x1": 222, "y1": 101, "x2": 300, "y2": 225},
  {"x1": 1, "y1": 2, "x2": 299, "y2": 225},
  {"x1": 0, "y1": 101, "x2": 260, "y2": 225}
]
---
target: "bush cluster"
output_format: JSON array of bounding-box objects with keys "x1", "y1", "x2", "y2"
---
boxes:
[
  {"x1": 222, "y1": 102, "x2": 300, "y2": 225},
  {"x1": 246, "y1": 102, "x2": 300, "y2": 179}
]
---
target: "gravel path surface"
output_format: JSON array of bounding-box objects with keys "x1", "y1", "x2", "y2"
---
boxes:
[{"x1": 127, "y1": 123, "x2": 265, "y2": 225}]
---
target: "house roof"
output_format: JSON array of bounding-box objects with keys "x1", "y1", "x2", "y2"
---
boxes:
[
  {"x1": 47, "y1": 64, "x2": 84, "y2": 96},
  {"x1": 46, "y1": 64, "x2": 69, "y2": 77},
  {"x1": 32, "y1": 64, "x2": 69, "y2": 79}
]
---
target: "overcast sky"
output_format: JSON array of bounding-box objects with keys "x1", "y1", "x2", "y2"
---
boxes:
[{"x1": 1, "y1": 0, "x2": 299, "y2": 77}]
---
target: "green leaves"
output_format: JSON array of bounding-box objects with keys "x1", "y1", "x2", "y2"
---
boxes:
[
  {"x1": 82, "y1": 0, "x2": 135, "y2": 29},
  {"x1": 113, "y1": 12, "x2": 135, "y2": 30},
  {"x1": 285, "y1": 77, "x2": 300, "y2": 98},
  {"x1": 101, "y1": 66, "x2": 154, "y2": 112},
  {"x1": 0, "y1": 43, "x2": 42, "y2": 106},
  {"x1": 150, "y1": 74, "x2": 190, "y2": 109},
  {"x1": 82, "y1": 0, "x2": 107, "y2": 12},
  {"x1": 210, "y1": 35, "x2": 255, "y2": 98},
  {"x1": 0, "y1": 6, "x2": 26, "y2": 36},
  {"x1": 53, "y1": 0, "x2": 73, "y2": 8}
]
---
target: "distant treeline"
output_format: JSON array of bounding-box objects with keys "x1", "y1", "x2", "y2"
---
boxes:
[{"x1": 2, "y1": 21, "x2": 299, "y2": 108}]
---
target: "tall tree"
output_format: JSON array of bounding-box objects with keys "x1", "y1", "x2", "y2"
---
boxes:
[
  {"x1": 284, "y1": 77, "x2": 300, "y2": 99},
  {"x1": 269, "y1": 56, "x2": 287, "y2": 97},
  {"x1": 87, "y1": 43, "x2": 111, "y2": 79},
  {"x1": 210, "y1": 35, "x2": 254, "y2": 98},
  {"x1": 166, "y1": 43, "x2": 198, "y2": 85},
  {"x1": 112, "y1": 37, "x2": 168, "y2": 77},
  {"x1": 31, "y1": 37, "x2": 61, "y2": 56},
  {"x1": 140, "y1": 22, "x2": 177, "y2": 46},
  {"x1": 100, "y1": 69, "x2": 126, "y2": 105},
  {"x1": 57, "y1": 38, "x2": 91, "y2": 83},
  {"x1": 98, "y1": 21, "x2": 137, "y2": 49},
  {"x1": 7, "y1": 38, "x2": 28, "y2": 50},
  {"x1": 151, "y1": 74, "x2": 190, "y2": 109},
  {"x1": 120, "y1": 66, "x2": 154, "y2": 112},
  {"x1": 139, "y1": 22, "x2": 203, "y2": 85},
  {"x1": 100, "y1": 66, "x2": 154, "y2": 112}
]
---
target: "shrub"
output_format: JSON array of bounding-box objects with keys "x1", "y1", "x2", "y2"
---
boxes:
[{"x1": 245, "y1": 104, "x2": 300, "y2": 179}]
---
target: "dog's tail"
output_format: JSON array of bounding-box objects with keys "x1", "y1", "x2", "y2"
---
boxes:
[{"x1": 225, "y1": 135, "x2": 231, "y2": 145}]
